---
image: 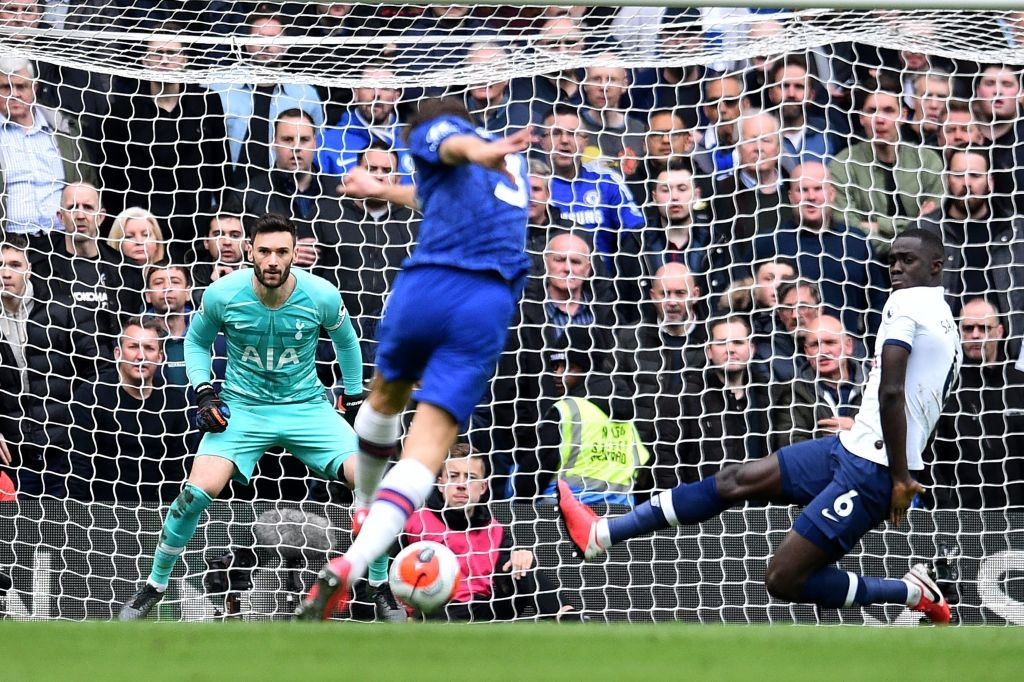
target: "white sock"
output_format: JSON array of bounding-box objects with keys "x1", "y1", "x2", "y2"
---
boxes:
[
  {"x1": 353, "y1": 403, "x2": 401, "y2": 507},
  {"x1": 345, "y1": 458, "x2": 436, "y2": 580},
  {"x1": 904, "y1": 579, "x2": 923, "y2": 606},
  {"x1": 595, "y1": 518, "x2": 611, "y2": 548}
]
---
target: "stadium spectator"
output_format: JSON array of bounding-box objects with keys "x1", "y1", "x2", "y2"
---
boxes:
[
  {"x1": 106, "y1": 207, "x2": 167, "y2": 316},
  {"x1": 397, "y1": 4, "x2": 495, "y2": 74},
  {"x1": 143, "y1": 262, "x2": 195, "y2": 387},
  {"x1": 771, "y1": 315, "x2": 868, "y2": 450},
  {"x1": 538, "y1": 103, "x2": 645, "y2": 269},
  {"x1": 209, "y1": 12, "x2": 324, "y2": 184},
  {"x1": 708, "y1": 110, "x2": 788, "y2": 298},
  {"x1": 904, "y1": 69, "x2": 951, "y2": 148},
  {"x1": 62, "y1": 315, "x2": 192, "y2": 502},
  {"x1": 929, "y1": 297, "x2": 1024, "y2": 510},
  {"x1": 460, "y1": 44, "x2": 533, "y2": 135},
  {"x1": 718, "y1": 257, "x2": 800, "y2": 383},
  {"x1": 752, "y1": 162, "x2": 888, "y2": 339},
  {"x1": 828, "y1": 81, "x2": 943, "y2": 251},
  {"x1": 0, "y1": 56, "x2": 97, "y2": 245},
  {"x1": 100, "y1": 27, "x2": 230, "y2": 263},
  {"x1": 627, "y1": 9, "x2": 704, "y2": 118},
  {"x1": 0, "y1": 236, "x2": 99, "y2": 497},
  {"x1": 913, "y1": 149, "x2": 1024, "y2": 358},
  {"x1": 579, "y1": 54, "x2": 646, "y2": 171},
  {"x1": 316, "y1": 64, "x2": 415, "y2": 183},
  {"x1": 488, "y1": 232, "x2": 616, "y2": 485},
  {"x1": 239, "y1": 109, "x2": 338, "y2": 269},
  {"x1": 656, "y1": 315, "x2": 771, "y2": 486},
  {"x1": 524, "y1": 158, "x2": 575, "y2": 272},
  {"x1": 35, "y1": 182, "x2": 120, "y2": 350},
  {"x1": 192, "y1": 211, "x2": 247, "y2": 294},
  {"x1": 625, "y1": 108, "x2": 705, "y2": 208},
  {"x1": 972, "y1": 64, "x2": 1024, "y2": 212},
  {"x1": 692, "y1": 72, "x2": 747, "y2": 177},
  {"x1": 312, "y1": 143, "x2": 419, "y2": 365},
  {"x1": 614, "y1": 262, "x2": 707, "y2": 462},
  {"x1": 765, "y1": 54, "x2": 846, "y2": 173},
  {"x1": 516, "y1": 15, "x2": 586, "y2": 124},
  {"x1": 776, "y1": 279, "x2": 822, "y2": 338},
  {"x1": 618, "y1": 161, "x2": 712, "y2": 312},
  {"x1": 405, "y1": 444, "x2": 578, "y2": 622},
  {"x1": 936, "y1": 99, "x2": 984, "y2": 161},
  {"x1": 514, "y1": 325, "x2": 648, "y2": 506}
]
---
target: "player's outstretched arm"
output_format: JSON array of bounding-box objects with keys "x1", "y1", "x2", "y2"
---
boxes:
[
  {"x1": 337, "y1": 166, "x2": 418, "y2": 209},
  {"x1": 878, "y1": 343, "x2": 923, "y2": 525},
  {"x1": 439, "y1": 127, "x2": 533, "y2": 170}
]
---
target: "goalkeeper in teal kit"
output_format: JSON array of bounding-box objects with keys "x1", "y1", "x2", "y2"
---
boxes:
[{"x1": 119, "y1": 214, "x2": 392, "y2": 620}]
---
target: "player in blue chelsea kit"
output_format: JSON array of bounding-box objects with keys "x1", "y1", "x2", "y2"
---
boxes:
[
  {"x1": 119, "y1": 214, "x2": 382, "y2": 620},
  {"x1": 559, "y1": 228, "x2": 962, "y2": 624},
  {"x1": 297, "y1": 98, "x2": 533, "y2": 619}
]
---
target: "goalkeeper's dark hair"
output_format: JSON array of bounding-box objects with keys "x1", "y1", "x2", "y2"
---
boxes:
[
  {"x1": 248, "y1": 213, "x2": 297, "y2": 243},
  {"x1": 403, "y1": 97, "x2": 473, "y2": 144},
  {"x1": 895, "y1": 227, "x2": 946, "y2": 265}
]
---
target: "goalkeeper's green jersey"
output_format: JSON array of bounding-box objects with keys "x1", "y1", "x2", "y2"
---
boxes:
[{"x1": 184, "y1": 268, "x2": 362, "y2": 405}]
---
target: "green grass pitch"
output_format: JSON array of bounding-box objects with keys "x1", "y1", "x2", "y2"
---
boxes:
[{"x1": 1, "y1": 622, "x2": 1021, "y2": 681}]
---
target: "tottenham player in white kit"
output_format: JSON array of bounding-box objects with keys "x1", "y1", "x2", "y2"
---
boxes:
[{"x1": 559, "y1": 228, "x2": 961, "y2": 624}]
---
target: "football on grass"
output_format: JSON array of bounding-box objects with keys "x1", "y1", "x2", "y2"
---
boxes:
[{"x1": 388, "y1": 541, "x2": 461, "y2": 614}]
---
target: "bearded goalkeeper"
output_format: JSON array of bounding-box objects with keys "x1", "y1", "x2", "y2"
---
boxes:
[{"x1": 118, "y1": 214, "x2": 393, "y2": 620}]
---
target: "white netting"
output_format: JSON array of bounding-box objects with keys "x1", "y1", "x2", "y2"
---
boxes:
[{"x1": 1, "y1": 4, "x2": 1024, "y2": 624}]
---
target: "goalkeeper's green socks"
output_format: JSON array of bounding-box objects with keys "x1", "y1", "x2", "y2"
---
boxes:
[
  {"x1": 367, "y1": 554, "x2": 389, "y2": 586},
  {"x1": 147, "y1": 483, "x2": 213, "y2": 590}
]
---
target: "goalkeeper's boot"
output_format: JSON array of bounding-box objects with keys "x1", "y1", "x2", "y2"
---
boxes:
[
  {"x1": 556, "y1": 480, "x2": 606, "y2": 560},
  {"x1": 351, "y1": 507, "x2": 368, "y2": 537},
  {"x1": 904, "y1": 562, "x2": 951, "y2": 625},
  {"x1": 295, "y1": 556, "x2": 352, "y2": 621},
  {"x1": 370, "y1": 583, "x2": 408, "y2": 623},
  {"x1": 118, "y1": 583, "x2": 164, "y2": 621}
]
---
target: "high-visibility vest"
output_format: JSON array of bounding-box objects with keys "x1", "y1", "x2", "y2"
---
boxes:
[{"x1": 554, "y1": 397, "x2": 651, "y2": 506}]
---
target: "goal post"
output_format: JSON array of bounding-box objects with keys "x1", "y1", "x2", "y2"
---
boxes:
[{"x1": 1, "y1": 3, "x2": 1023, "y2": 624}]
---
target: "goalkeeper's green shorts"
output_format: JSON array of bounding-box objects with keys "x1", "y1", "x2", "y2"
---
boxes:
[{"x1": 196, "y1": 395, "x2": 358, "y2": 485}]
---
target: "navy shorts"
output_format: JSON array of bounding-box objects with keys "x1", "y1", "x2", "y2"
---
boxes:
[
  {"x1": 375, "y1": 265, "x2": 524, "y2": 424},
  {"x1": 777, "y1": 436, "x2": 893, "y2": 559}
]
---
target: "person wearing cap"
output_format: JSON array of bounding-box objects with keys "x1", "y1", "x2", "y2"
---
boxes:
[{"x1": 513, "y1": 325, "x2": 649, "y2": 507}]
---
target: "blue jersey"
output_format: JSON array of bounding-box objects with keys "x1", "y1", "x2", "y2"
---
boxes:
[
  {"x1": 548, "y1": 161, "x2": 645, "y2": 257},
  {"x1": 404, "y1": 115, "x2": 531, "y2": 281},
  {"x1": 184, "y1": 268, "x2": 362, "y2": 405},
  {"x1": 316, "y1": 110, "x2": 416, "y2": 184}
]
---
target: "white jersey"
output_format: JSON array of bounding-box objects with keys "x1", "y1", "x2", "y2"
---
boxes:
[{"x1": 840, "y1": 286, "x2": 961, "y2": 470}]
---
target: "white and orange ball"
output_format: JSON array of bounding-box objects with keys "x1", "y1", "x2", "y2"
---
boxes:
[{"x1": 388, "y1": 541, "x2": 461, "y2": 614}]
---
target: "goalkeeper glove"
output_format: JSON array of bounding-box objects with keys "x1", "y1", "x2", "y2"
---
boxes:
[
  {"x1": 337, "y1": 389, "x2": 369, "y2": 428},
  {"x1": 195, "y1": 382, "x2": 230, "y2": 433}
]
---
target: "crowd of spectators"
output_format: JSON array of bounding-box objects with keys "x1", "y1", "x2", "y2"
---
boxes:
[{"x1": 1, "y1": 3, "x2": 1023, "y2": 514}]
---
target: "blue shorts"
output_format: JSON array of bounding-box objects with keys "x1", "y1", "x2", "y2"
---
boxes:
[
  {"x1": 777, "y1": 436, "x2": 892, "y2": 559},
  {"x1": 375, "y1": 266, "x2": 524, "y2": 424},
  {"x1": 197, "y1": 395, "x2": 358, "y2": 484}
]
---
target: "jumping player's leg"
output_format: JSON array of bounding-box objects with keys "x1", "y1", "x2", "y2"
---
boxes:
[
  {"x1": 342, "y1": 402, "x2": 459, "y2": 583},
  {"x1": 350, "y1": 374, "x2": 413, "y2": 513}
]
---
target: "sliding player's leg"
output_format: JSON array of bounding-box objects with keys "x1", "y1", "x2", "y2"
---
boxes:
[{"x1": 558, "y1": 452, "x2": 791, "y2": 560}]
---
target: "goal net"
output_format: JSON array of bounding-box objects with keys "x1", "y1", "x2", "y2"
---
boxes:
[{"x1": 1, "y1": 3, "x2": 1023, "y2": 625}]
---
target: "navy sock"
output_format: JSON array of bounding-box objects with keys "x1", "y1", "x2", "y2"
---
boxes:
[
  {"x1": 607, "y1": 477, "x2": 728, "y2": 545},
  {"x1": 607, "y1": 498, "x2": 668, "y2": 545},
  {"x1": 798, "y1": 567, "x2": 910, "y2": 608}
]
